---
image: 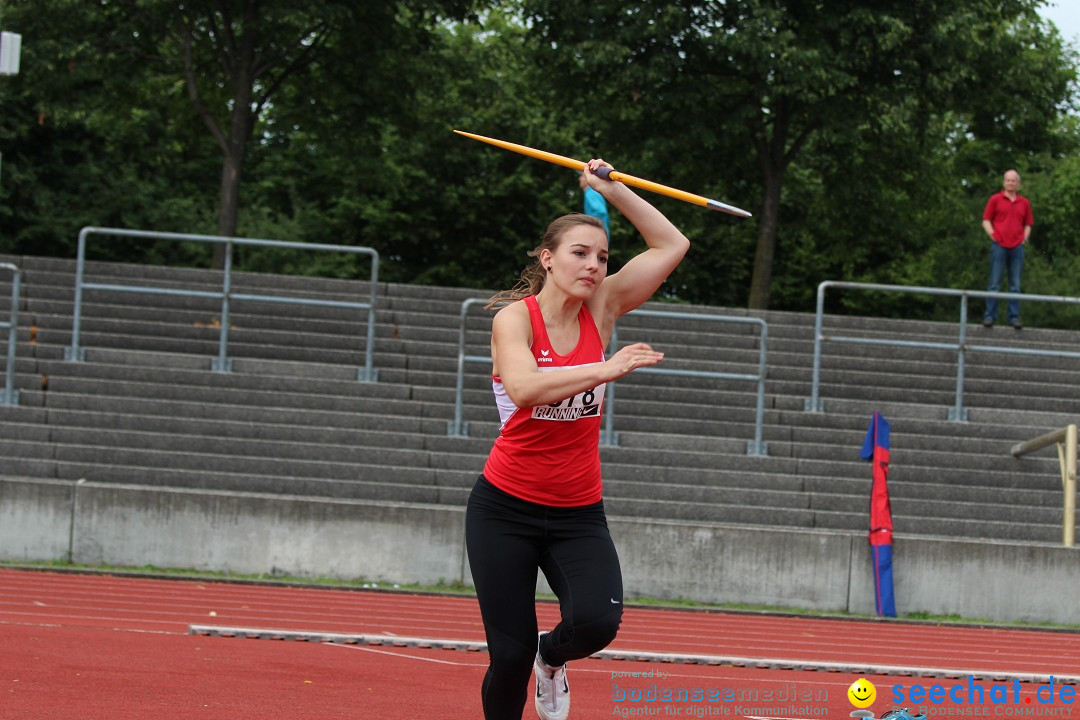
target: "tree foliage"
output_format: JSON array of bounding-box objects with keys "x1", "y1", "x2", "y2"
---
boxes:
[
  {"x1": 1, "y1": 0, "x2": 1078, "y2": 325},
  {"x1": 520, "y1": 0, "x2": 1077, "y2": 310}
]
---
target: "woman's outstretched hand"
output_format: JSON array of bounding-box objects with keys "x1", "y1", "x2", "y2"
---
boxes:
[{"x1": 607, "y1": 342, "x2": 664, "y2": 380}]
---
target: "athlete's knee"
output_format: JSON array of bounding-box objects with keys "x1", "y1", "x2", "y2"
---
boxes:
[
  {"x1": 488, "y1": 632, "x2": 536, "y2": 676},
  {"x1": 572, "y1": 608, "x2": 622, "y2": 650}
]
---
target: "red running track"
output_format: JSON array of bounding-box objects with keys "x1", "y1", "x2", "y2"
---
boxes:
[{"x1": 2, "y1": 568, "x2": 1078, "y2": 719}]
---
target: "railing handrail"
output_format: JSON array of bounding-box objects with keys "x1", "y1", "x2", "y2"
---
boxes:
[
  {"x1": 1011, "y1": 424, "x2": 1077, "y2": 547},
  {"x1": 807, "y1": 280, "x2": 1080, "y2": 421},
  {"x1": 447, "y1": 299, "x2": 770, "y2": 456},
  {"x1": 64, "y1": 227, "x2": 381, "y2": 381},
  {"x1": 0, "y1": 262, "x2": 21, "y2": 405}
]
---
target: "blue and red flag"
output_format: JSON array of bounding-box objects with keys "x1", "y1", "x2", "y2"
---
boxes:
[{"x1": 860, "y1": 412, "x2": 896, "y2": 617}]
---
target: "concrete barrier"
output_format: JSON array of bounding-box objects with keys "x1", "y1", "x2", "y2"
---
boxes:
[
  {"x1": 2, "y1": 477, "x2": 1077, "y2": 625},
  {"x1": 610, "y1": 518, "x2": 855, "y2": 610},
  {"x1": 0, "y1": 477, "x2": 76, "y2": 561},
  {"x1": 848, "y1": 535, "x2": 1080, "y2": 625}
]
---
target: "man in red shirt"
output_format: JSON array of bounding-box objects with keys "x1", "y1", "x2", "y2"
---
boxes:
[{"x1": 981, "y1": 169, "x2": 1033, "y2": 329}]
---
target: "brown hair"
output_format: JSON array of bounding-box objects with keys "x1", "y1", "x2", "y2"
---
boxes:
[{"x1": 485, "y1": 213, "x2": 605, "y2": 310}]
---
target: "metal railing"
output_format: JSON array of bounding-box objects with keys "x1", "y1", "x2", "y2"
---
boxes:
[
  {"x1": 1011, "y1": 424, "x2": 1077, "y2": 547},
  {"x1": 805, "y1": 281, "x2": 1080, "y2": 421},
  {"x1": 447, "y1": 298, "x2": 769, "y2": 456},
  {"x1": 64, "y1": 227, "x2": 380, "y2": 381},
  {"x1": 603, "y1": 310, "x2": 768, "y2": 455},
  {"x1": 446, "y1": 298, "x2": 496, "y2": 440},
  {"x1": 1, "y1": 262, "x2": 21, "y2": 405}
]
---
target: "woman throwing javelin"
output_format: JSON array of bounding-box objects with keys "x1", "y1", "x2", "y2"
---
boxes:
[{"x1": 466, "y1": 158, "x2": 691, "y2": 720}]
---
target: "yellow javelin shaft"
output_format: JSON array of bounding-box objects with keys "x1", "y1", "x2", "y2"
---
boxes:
[{"x1": 453, "y1": 130, "x2": 751, "y2": 218}]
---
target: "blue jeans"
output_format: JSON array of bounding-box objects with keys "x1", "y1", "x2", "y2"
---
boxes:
[{"x1": 984, "y1": 242, "x2": 1024, "y2": 324}]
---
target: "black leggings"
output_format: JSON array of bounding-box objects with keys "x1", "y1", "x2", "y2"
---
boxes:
[{"x1": 465, "y1": 475, "x2": 623, "y2": 720}]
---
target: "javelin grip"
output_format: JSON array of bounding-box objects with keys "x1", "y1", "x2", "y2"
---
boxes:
[{"x1": 592, "y1": 166, "x2": 613, "y2": 181}]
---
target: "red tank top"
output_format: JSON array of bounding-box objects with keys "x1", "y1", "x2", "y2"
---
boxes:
[{"x1": 482, "y1": 295, "x2": 607, "y2": 507}]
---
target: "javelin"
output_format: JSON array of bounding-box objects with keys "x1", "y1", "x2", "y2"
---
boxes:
[{"x1": 453, "y1": 130, "x2": 751, "y2": 218}]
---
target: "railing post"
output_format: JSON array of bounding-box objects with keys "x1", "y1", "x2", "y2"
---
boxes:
[
  {"x1": 800, "y1": 280, "x2": 1080, "y2": 421},
  {"x1": 447, "y1": 299, "x2": 475, "y2": 437},
  {"x1": 358, "y1": 252, "x2": 380, "y2": 382},
  {"x1": 601, "y1": 325, "x2": 619, "y2": 447},
  {"x1": 949, "y1": 294, "x2": 969, "y2": 422},
  {"x1": 212, "y1": 238, "x2": 234, "y2": 372},
  {"x1": 747, "y1": 319, "x2": 768, "y2": 456},
  {"x1": 1011, "y1": 425, "x2": 1078, "y2": 548},
  {"x1": 804, "y1": 281, "x2": 827, "y2": 412},
  {"x1": 1064, "y1": 424, "x2": 1077, "y2": 548},
  {"x1": 61, "y1": 227, "x2": 380, "y2": 381},
  {"x1": 1, "y1": 263, "x2": 20, "y2": 405},
  {"x1": 447, "y1": 304, "x2": 768, "y2": 456},
  {"x1": 64, "y1": 227, "x2": 90, "y2": 362}
]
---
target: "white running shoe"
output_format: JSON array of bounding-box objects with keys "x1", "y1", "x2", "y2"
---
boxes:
[{"x1": 534, "y1": 634, "x2": 570, "y2": 720}]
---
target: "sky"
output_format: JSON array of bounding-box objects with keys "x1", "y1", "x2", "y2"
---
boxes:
[{"x1": 1039, "y1": 0, "x2": 1080, "y2": 44}]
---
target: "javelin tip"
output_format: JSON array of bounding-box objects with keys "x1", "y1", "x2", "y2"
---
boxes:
[{"x1": 707, "y1": 199, "x2": 753, "y2": 218}]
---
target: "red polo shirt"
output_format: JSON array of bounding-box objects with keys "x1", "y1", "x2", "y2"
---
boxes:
[{"x1": 982, "y1": 192, "x2": 1033, "y2": 249}]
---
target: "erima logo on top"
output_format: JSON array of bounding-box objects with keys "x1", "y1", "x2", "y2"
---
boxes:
[{"x1": 537, "y1": 349, "x2": 554, "y2": 363}]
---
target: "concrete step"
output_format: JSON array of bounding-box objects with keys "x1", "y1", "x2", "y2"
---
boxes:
[
  {"x1": 808, "y1": 489, "x2": 1066, "y2": 525},
  {"x1": 51, "y1": 443, "x2": 436, "y2": 478},
  {"x1": 603, "y1": 496, "x2": 824, "y2": 527},
  {"x1": 803, "y1": 475, "x2": 1061, "y2": 507},
  {"x1": 39, "y1": 406, "x2": 447, "y2": 438},
  {"x1": 48, "y1": 463, "x2": 464, "y2": 502},
  {"x1": 50, "y1": 424, "x2": 430, "y2": 456},
  {"x1": 614, "y1": 425, "x2": 1056, "y2": 458},
  {"x1": 35, "y1": 358, "x2": 374, "y2": 393},
  {"x1": 6, "y1": 253, "x2": 1080, "y2": 546},
  {"x1": 0, "y1": 438, "x2": 55, "y2": 459},
  {"x1": 603, "y1": 478, "x2": 810, "y2": 509},
  {"x1": 0, "y1": 421, "x2": 52, "y2": 442},
  {"x1": 24, "y1": 281, "x2": 1080, "y2": 374},
  {"x1": 48, "y1": 420, "x2": 471, "y2": 467},
  {"x1": 39, "y1": 375, "x2": 417, "y2": 412}
]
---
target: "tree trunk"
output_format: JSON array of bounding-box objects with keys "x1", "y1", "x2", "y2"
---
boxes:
[
  {"x1": 748, "y1": 102, "x2": 790, "y2": 311},
  {"x1": 210, "y1": 33, "x2": 256, "y2": 270},
  {"x1": 747, "y1": 167, "x2": 782, "y2": 310},
  {"x1": 212, "y1": 135, "x2": 246, "y2": 269}
]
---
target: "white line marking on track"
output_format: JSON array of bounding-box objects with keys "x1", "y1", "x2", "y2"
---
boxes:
[
  {"x1": 324, "y1": 642, "x2": 487, "y2": 667},
  {"x1": 0, "y1": 619, "x2": 181, "y2": 635},
  {"x1": 317, "y1": 645, "x2": 835, "y2": 685}
]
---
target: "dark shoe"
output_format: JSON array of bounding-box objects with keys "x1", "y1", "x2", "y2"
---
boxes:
[
  {"x1": 1010, "y1": 319, "x2": 1022, "y2": 330},
  {"x1": 982, "y1": 318, "x2": 993, "y2": 328}
]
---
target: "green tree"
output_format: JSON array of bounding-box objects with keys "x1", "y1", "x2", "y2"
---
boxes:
[
  {"x1": 2, "y1": 0, "x2": 1076, "y2": 323},
  {"x1": 0, "y1": 0, "x2": 219, "y2": 261},
  {"x1": 261, "y1": 6, "x2": 596, "y2": 289},
  {"x1": 0, "y1": 0, "x2": 487, "y2": 267},
  {"x1": 521, "y1": 0, "x2": 1075, "y2": 310}
]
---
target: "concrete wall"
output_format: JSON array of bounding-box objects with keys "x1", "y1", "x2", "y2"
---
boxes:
[
  {"x1": 610, "y1": 518, "x2": 856, "y2": 610},
  {"x1": 3, "y1": 477, "x2": 1077, "y2": 625},
  {"x1": 0, "y1": 478, "x2": 76, "y2": 562}
]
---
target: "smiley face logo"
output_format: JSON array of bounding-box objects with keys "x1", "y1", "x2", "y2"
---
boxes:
[{"x1": 847, "y1": 678, "x2": 876, "y2": 709}]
